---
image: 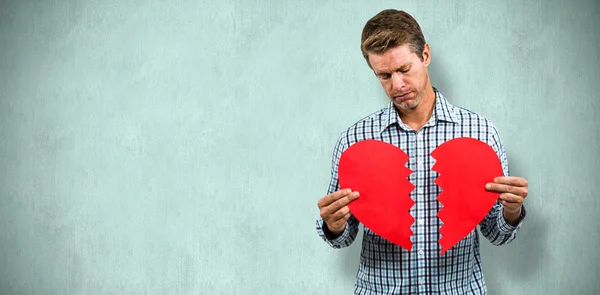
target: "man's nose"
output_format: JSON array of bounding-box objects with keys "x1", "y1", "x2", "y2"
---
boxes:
[{"x1": 391, "y1": 73, "x2": 405, "y2": 91}]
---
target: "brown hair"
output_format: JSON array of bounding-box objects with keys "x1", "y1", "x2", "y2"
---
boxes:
[{"x1": 361, "y1": 9, "x2": 426, "y2": 67}]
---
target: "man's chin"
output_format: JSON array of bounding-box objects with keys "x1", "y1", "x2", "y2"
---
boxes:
[{"x1": 393, "y1": 99, "x2": 419, "y2": 111}]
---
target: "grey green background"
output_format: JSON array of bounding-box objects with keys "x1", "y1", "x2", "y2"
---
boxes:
[{"x1": 1, "y1": 0, "x2": 599, "y2": 294}]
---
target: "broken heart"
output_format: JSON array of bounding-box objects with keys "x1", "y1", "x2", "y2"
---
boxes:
[{"x1": 338, "y1": 137, "x2": 502, "y2": 254}]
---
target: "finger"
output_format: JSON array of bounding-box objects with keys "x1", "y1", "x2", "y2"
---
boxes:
[
  {"x1": 342, "y1": 211, "x2": 352, "y2": 222},
  {"x1": 486, "y1": 183, "x2": 528, "y2": 197},
  {"x1": 331, "y1": 208, "x2": 352, "y2": 223},
  {"x1": 319, "y1": 190, "x2": 358, "y2": 220},
  {"x1": 317, "y1": 188, "x2": 352, "y2": 208},
  {"x1": 498, "y1": 193, "x2": 525, "y2": 204},
  {"x1": 493, "y1": 176, "x2": 528, "y2": 187},
  {"x1": 499, "y1": 196, "x2": 523, "y2": 213},
  {"x1": 332, "y1": 211, "x2": 352, "y2": 228},
  {"x1": 329, "y1": 205, "x2": 351, "y2": 222},
  {"x1": 324, "y1": 209, "x2": 352, "y2": 232},
  {"x1": 325, "y1": 192, "x2": 360, "y2": 215}
]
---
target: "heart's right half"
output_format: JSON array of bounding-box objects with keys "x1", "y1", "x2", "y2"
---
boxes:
[{"x1": 432, "y1": 137, "x2": 503, "y2": 254}]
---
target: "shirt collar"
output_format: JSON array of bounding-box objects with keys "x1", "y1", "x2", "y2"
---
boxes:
[{"x1": 380, "y1": 88, "x2": 459, "y2": 133}]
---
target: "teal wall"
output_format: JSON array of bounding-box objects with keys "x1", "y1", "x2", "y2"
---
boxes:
[{"x1": 1, "y1": 0, "x2": 599, "y2": 294}]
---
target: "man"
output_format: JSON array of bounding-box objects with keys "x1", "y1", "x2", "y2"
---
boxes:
[{"x1": 316, "y1": 9, "x2": 529, "y2": 294}]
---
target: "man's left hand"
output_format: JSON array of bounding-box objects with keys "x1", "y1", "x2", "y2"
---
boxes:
[{"x1": 485, "y1": 176, "x2": 529, "y2": 225}]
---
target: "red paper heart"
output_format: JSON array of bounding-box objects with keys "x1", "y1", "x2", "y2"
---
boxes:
[
  {"x1": 432, "y1": 137, "x2": 502, "y2": 254},
  {"x1": 338, "y1": 140, "x2": 415, "y2": 251}
]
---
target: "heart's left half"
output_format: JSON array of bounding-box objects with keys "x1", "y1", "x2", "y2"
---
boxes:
[{"x1": 338, "y1": 140, "x2": 415, "y2": 251}]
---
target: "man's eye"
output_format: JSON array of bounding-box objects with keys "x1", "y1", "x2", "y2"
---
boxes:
[{"x1": 379, "y1": 74, "x2": 391, "y2": 80}]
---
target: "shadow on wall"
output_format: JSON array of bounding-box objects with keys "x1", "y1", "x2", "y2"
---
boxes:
[
  {"x1": 481, "y1": 151, "x2": 546, "y2": 294},
  {"x1": 428, "y1": 50, "x2": 456, "y2": 105},
  {"x1": 483, "y1": 215, "x2": 547, "y2": 295},
  {"x1": 340, "y1": 228, "x2": 363, "y2": 281}
]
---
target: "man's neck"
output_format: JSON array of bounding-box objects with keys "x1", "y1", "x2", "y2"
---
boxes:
[{"x1": 397, "y1": 86, "x2": 436, "y2": 131}]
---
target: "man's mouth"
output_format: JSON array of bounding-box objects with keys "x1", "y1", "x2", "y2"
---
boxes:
[{"x1": 394, "y1": 92, "x2": 411, "y2": 100}]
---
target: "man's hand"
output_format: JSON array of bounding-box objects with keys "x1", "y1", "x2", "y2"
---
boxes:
[
  {"x1": 485, "y1": 176, "x2": 529, "y2": 225},
  {"x1": 317, "y1": 189, "x2": 360, "y2": 237}
]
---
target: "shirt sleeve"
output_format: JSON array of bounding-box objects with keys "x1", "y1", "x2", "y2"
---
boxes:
[
  {"x1": 478, "y1": 122, "x2": 526, "y2": 246},
  {"x1": 315, "y1": 133, "x2": 360, "y2": 248}
]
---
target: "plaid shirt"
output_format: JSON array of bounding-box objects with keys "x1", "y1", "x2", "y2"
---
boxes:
[{"x1": 316, "y1": 89, "x2": 525, "y2": 295}]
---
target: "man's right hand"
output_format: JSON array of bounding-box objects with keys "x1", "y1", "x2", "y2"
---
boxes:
[{"x1": 317, "y1": 189, "x2": 360, "y2": 237}]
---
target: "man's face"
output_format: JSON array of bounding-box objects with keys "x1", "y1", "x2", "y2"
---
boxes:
[{"x1": 367, "y1": 44, "x2": 431, "y2": 112}]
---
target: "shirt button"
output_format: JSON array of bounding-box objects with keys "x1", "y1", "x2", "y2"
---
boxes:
[
  {"x1": 417, "y1": 219, "x2": 424, "y2": 225},
  {"x1": 417, "y1": 133, "x2": 423, "y2": 139},
  {"x1": 417, "y1": 160, "x2": 424, "y2": 166},
  {"x1": 419, "y1": 279, "x2": 425, "y2": 285},
  {"x1": 418, "y1": 249, "x2": 424, "y2": 255},
  {"x1": 417, "y1": 189, "x2": 424, "y2": 194}
]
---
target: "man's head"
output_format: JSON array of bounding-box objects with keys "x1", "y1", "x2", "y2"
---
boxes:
[
  {"x1": 361, "y1": 9, "x2": 427, "y2": 67},
  {"x1": 361, "y1": 10, "x2": 433, "y2": 114}
]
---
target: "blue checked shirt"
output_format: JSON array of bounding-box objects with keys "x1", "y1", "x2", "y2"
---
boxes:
[{"x1": 316, "y1": 89, "x2": 525, "y2": 295}]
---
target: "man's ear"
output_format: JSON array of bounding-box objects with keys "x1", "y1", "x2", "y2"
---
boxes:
[{"x1": 422, "y1": 43, "x2": 431, "y2": 66}]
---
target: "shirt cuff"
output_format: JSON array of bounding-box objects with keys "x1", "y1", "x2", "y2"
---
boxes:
[
  {"x1": 316, "y1": 219, "x2": 351, "y2": 249},
  {"x1": 497, "y1": 205, "x2": 526, "y2": 233}
]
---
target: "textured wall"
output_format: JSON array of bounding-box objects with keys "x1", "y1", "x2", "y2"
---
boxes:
[{"x1": 1, "y1": 0, "x2": 599, "y2": 294}]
